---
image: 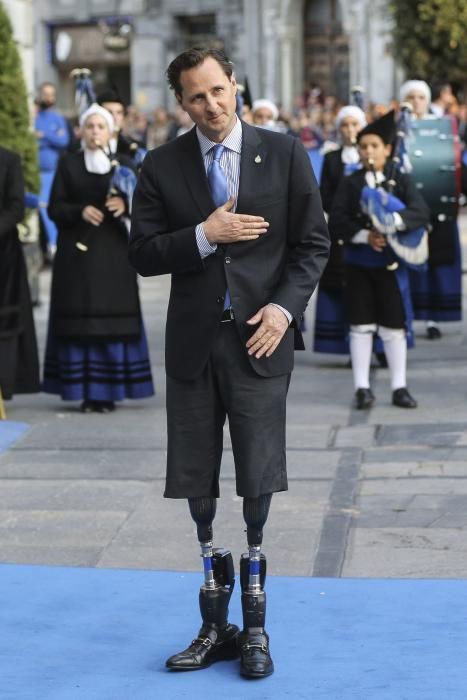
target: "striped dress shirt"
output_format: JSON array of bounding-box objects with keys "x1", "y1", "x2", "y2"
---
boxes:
[
  {"x1": 193, "y1": 116, "x2": 291, "y2": 324},
  {"x1": 195, "y1": 115, "x2": 242, "y2": 257}
]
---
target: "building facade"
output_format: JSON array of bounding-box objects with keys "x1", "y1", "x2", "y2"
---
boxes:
[
  {"x1": 4, "y1": 0, "x2": 35, "y2": 98},
  {"x1": 32, "y1": 0, "x2": 400, "y2": 114}
]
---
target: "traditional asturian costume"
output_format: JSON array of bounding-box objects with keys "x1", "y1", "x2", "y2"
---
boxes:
[
  {"x1": 400, "y1": 80, "x2": 463, "y2": 338},
  {"x1": 42, "y1": 105, "x2": 154, "y2": 410},
  {"x1": 313, "y1": 105, "x2": 366, "y2": 354},
  {"x1": 329, "y1": 110, "x2": 430, "y2": 409},
  {"x1": 0, "y1": 147, "x2": 40, "y2": 399}
]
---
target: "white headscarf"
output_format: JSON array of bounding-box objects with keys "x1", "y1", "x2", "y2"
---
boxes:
[
  {"x1": 79, "y1": 103, "x2": 115, "y2": 174},
  {"x1": 335, "y1": 105, "x2": 367, "y2": 129},
  {"x1": 399, "y1": 80, "x2": 431, "y2": 104},
  {"x1": 252, "y1": 99, "x2": 279, "y2": 122},
  {"x1": 79, "y1": 103, "x2": 115, "y2": 133}
]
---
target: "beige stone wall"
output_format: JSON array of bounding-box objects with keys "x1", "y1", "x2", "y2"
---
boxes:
[{"x1": 3, "y1": 0, "x2": 35, "y2": 97}]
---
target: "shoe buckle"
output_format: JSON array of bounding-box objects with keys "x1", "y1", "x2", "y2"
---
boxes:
[
  {"x1": 193, "y1": 636, "x2": 212, "y2": 648},
  {"x1": 243, "y1": 642, "x2": 269, "y2": 654}
]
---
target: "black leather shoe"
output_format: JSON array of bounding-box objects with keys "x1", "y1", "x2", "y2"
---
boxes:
[
  {"x1": 392, "y1": 387, "x2": 417, "y2": 408},
  {"x1": 93, "y1": 401, "x2": 116, "y2": 413},
  {"x1": 166, "y1": 623, "x2": 239, "y2": 671},
  {"x1": 354, "y1": 388, "x2": 375, "y2": 410},
  {"x1": 238, "y1": 630, "x2": 274, "y2": 678},
  {"x1": 426, "y1": 326, "x2": 442, "y2": 340},
  {"x1": 80, "y1": 400, "x2": 94, "y2": 413}
]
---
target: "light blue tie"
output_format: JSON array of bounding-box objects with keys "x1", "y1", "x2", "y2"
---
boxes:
[{"x1": 207, "y1": 144, "x2": 231, "y2": 310}]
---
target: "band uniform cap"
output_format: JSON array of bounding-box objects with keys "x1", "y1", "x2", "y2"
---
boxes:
[{"x1": 356, "y1": 109, "x2": 396, "y2": 145}]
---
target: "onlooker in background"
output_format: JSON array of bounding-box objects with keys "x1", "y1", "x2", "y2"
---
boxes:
[
  {"x1": 34, "y1": 82, "x2": 70, "y2": 257},
  {"x1": 166, "y1": 105, "x2": 194, "y2": 140},
  {"x1": 97, "y1": 89, "x2": 144, "y2": 157},
  {"x1": 42, "y1": 104, "x2": 154, "y2": 413},
  {"x1": 146, "y1": 106, "x2": 173, "y2": 149},
  {"x1": 430, "y1": 83, "x2": 458, "y2": 118},
  {"x1": 0, "y1": 147, "x2": 39, "y2": 400},
  {"x1": 123, "y1": 105, "x2": 148, "y2": 147},
  {"x1": 251, "y1": 99, "x2": 286, "y2": 133}
]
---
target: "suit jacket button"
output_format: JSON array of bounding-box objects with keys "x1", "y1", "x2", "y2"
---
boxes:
[
  {"x1": 225, "y1": 256, "x2": 231, "y2": 264},
  {"x1": 217, "y1": 296, "x2": 224, "y2": 304}
]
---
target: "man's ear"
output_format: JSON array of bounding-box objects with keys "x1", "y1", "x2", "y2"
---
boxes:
[{"x1": 175, "y1": 92, "x2": 182, "y2": 105}]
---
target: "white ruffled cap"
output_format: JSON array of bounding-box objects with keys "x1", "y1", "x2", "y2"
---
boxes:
[
  {"x1": 252, "y1": 99, "x2": 279, "y2": 121},
  {"x1": 79, "y1": 103, "x2": 115, "y2": 134},
  {"x1": 399, "y1": 80, "x2": 431, "y2": 104},
  {"x1": 336, "y1": 106, "x2": 367, "y2": 129}
]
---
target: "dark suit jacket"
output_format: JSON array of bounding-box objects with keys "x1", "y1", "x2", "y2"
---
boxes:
[{"x1": 129, "y1": 122, "x2": 330, "y2": 380}]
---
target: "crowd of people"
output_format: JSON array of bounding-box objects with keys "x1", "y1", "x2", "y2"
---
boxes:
[{"x1": 0, "y1": 72, "x2": 465, "y2": 415}]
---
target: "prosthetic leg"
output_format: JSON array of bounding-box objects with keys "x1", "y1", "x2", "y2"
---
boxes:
[
  {"x1": 166, "y1": 497, "x2": 239, "y2": 670},
  {"x1": 238, "y1": 493, "x2": 274, "y2": 678}
]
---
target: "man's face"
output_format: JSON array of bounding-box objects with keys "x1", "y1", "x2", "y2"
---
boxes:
[
  {"x1": 101, "y1": 101, "x2": 125, "y2": 133},
  {"x1": 39, "y1": 85, "x2": 56, "y2": 108},
  {"x1": 177, "y1": 57, "x2": 237, "y2": 143},
  {"x1": 405, "y1": 90, "x2": 428, "y2": 119},
  {"x1": 358, "y1": 134, "x2": 391, "y2": 171}
]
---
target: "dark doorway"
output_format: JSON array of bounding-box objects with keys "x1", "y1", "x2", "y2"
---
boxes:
[{"x1": 304, "y1": 0, "x2": 350, "y2": 100}]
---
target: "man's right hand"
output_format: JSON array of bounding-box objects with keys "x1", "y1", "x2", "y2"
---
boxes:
[{"x1": 203, "y1": 196, "x2": 269, "y2": 244}]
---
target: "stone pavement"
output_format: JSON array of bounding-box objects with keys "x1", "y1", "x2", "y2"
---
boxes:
[{"x1": 0, "y1": 218, "x2": 466, "y2": 580}]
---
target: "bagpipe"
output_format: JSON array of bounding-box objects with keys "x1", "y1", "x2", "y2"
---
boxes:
[
  {"x1": 360, "y1": 105, "x2": 428, "y2": 271},
  {"x1": 70, "y1": 68, "x2": 138, "y2": 251}
]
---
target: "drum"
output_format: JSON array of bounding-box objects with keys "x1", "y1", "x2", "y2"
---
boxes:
[{"x1": 407, "y1": 116, "x2": 461, "y2": 221}]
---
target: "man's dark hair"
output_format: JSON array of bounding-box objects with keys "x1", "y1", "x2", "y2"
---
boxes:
[{"x1": 167, "y1": 46, "x2": 234, "y2": 97}]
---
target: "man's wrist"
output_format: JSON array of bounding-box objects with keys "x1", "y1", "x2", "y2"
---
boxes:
[
  {"x1": 195, "y1": 222, "x2": 217, "y2": 258},
  {"x1": 269, "y1": 303, "x2": 292, "y2": 325}
]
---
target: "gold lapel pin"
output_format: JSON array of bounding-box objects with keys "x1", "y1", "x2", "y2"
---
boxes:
[{"x1": 254, "y1": 155, "x2": 262, "y2": 163}]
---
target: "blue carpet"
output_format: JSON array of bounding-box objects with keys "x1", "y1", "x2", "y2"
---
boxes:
[
  {"x1": 0, "y1": 421, "x2": 29, "y2": 452},
  {"x1": 0, "y1": 565, "x2": 466, "y2": 699}
]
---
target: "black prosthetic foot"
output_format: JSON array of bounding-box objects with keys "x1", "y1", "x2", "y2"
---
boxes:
[
  {"x1": 238, "y1": 628, "x2": 274, "y2": 678},
  {"x1": 166, "y1": 622, "x2": 239, "y2": 671},
  {"x1": 167, "y1": 550, "x2": 237, "y2": 671},
  {"x1": 239, "y1": 554, "x2": 274, "y2": 678}
]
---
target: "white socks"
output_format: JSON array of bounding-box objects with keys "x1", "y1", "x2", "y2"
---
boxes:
[
  {"x1": 350, "y1": 324, "x2": 407, "y2": 391},
  {"x1": 378, "y1": 326, "x2": 407, "y2": 390},
  {"x1": 350, "y1": 324, "x2": 376, "y2": 390}
]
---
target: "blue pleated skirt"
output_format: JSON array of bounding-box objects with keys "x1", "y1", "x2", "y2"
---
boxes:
[
  {"x1": 408, "y1": 224, "x2": 463, "y2": 322},
  {"x1": 43, "y1": 327, "x2": 155, "y2": 402}
]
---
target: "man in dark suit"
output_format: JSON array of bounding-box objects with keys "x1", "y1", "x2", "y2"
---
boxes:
[{"x1": 129, "y1": 47, "x2": 329, "y2": 679}]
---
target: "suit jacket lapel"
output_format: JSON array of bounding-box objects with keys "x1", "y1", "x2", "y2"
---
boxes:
[
  {"x1": 179, "y1": 127, "x2": 215, "y2": 220},
  {"x1": 236, "y1": 122, "x2": 266, "y2": 214}
]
